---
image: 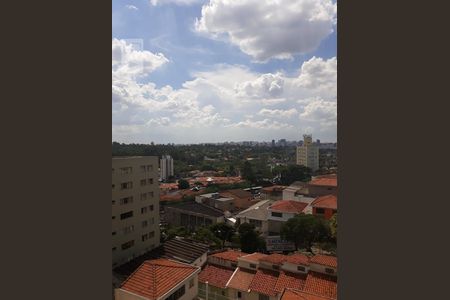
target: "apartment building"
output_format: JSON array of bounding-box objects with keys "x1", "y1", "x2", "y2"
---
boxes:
[
  {"x1": 160, "y1": 154, "x2": 174, "y2": 181},
  {"x1": 296, "y1": 134, "x2": 319, "y2": 172},
  {"x1": 112, "y1": 156, "x2": 160, "y2": 268}
]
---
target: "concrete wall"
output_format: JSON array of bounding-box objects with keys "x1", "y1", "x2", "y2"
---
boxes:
[
  {"x1": 308, "y1": 185, "x2": 338, "y2": 197},
  {"x1": 164, "y1": 206, "x2": 224, "y2": 230},
  {"x1": 237, "y1": 258, "x2": 260, "y2": 270},
  {"x1": 112, "y1": 157, "x2": 160, "y2": 268},
  {"x1": 208, "y1": 256, "x2": 236, "y2": 269},
  {"x1": 198, "y1": 282, "x2": 230, "y2": 300},
  {"x1": 281, "y1": 262, "x2": 309, "y2": 275},
  {"x1": 259, "y1": 261, "x2": 281, "y2": 272},
  {"x1": 312, "y1": 207, "x2": 336, "y2": 220},
  {"x1": 309, "y1": 263, "x2": 337, "y2": 276}
]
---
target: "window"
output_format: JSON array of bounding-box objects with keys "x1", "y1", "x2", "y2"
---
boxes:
[
  {"x1": 120, "y1": 196, "x2": 133, "y2": 205},
  {"x1": 189, "y1": 279, "x2": 194, "y2": 288},
  {"x1": 123, "y1": 225, "x2": 134, "y2": 234},
  {"x1": 238, "y1": 292, "x2": 242, "y2": 298},
  {"x1": 146, "y1": 165, "x2": 153, "y2": 172},
  {"x1": 167, "y1": 285, "x2": 185, "y2": 300},
  {"x1": 272, "y1": 265, "x2": 280, "y2": 270},
  {"x1": 140, "y1": 165, "x2": 146, "y2": 172},
  {"x1": 297, "y1": 266, "x2": 306, "y2": 272},
  {"x1": 325, "y1": 268, "x2": 334, "y2": 274},
  {"x1": 120, "y1": 211, "x2": 133, "y2": 220},
  {"x1": 259, "y1": 295, "x2": 269, "y2": 300},
  {"x1": 142, "y1": 233, "x2": 149, "y2": 242},
  {"x1": 112, "y1": 200, "x2": 116, "y2": 205},
  {"x1": 149, "y1": 205, "x2": 154, "y2": 211},
  {"x1": 142, "y1": 220, "x2": 148, "y2": 227},
  {"x1": 150, "y1": 217, "x2": 155, "y2": 225},
  {"x1": 316, "y1": 208, "x2": 325, "y2": 214},
  {"x1": 140, "y1": 193, "x2": 147, "y2": 201},
  {"x1": 112, "y1": 231, "x2": 116, "y2": 236},
  {"x1": 112, "y1": 247, "x2": 116, "y2": 251},
  {"x1": 112, "y1": 216, "x2": 116, "y2": 220},
  {"x1": 249, "y1": 263, "x2": 256, "y2": 268},
  {"x1": 149, "y1": 191, "x2": 154, "y2": 198},
  {"x1": 141, "y1": 207, "x2": 148, "y2": 214},
  {"x1": 271, "y1": 211, "x2": 283, "y2": 218},
  {"x1": 231, "y1": 263, "x2": 237, "y2": 268},
  {"x1": 149, "y1": 231, "x2": 155, "y2": 238},
  {"x1": 112, "y1": 168, "x2": 115, "y2": 174},
  {"x1": 140, "y1": 179, "x2": 147, "y2": 186},
  {"x1": 148, "y1": 178, "x2": 153, "y2": 184},
  {"x1": 120, "y1": 167, "x2": 132, "y2": 174},
  {"x1": 112, "y1": 184, "x2": 115, "y2": 189},
  {"x1": 120, "y1": 181, "x2": 133, "y2": 190},
  {"x1": 121, "y1": 240, "x2": 134, "y2": 250},
  {"x1": 332, "y1": 209, "x2": 337, "y2": 214}
]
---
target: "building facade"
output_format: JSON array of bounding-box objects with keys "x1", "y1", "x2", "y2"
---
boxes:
[
  {"x1": 160, "y1": 154, "x2": 174, "y2": 181},
  {"x1": 112, "y1": 156, "x2": 160, "y2": 268},
  {"x1": 296, "y1": 134, "x2": 319, "y2": 172}
]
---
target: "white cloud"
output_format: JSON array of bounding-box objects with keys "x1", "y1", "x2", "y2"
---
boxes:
[
  {"x1": 150, "y1": 0, "x2": 203, "y2": 6},
  {"x1": 258, "y1": 108, "x2": 298, "y2": 118},
  {"x1": 125, "y1": 5, "x2": 138, "y2": 10},
  {"x1": 296, "y1": 56, "x2": 336, "y2": 95},
  {"x1": 147, "y1": 117, "x2": 171, "y2": 126},
  {"x1": 300, "y1": 98, "x2": 336, "y2": 130},
  {"x1": 226, "y1": 119, "x2": 293, "y2": 130},
  {"x1": 235, "y1": 73, "x2": 284, "y2": 98},
  {"x1": 196, "y1": 0, "x2": 336, "y2": 62},
  {"x1": 112, "y1": 38, "x2": 169, "y2": 80}
]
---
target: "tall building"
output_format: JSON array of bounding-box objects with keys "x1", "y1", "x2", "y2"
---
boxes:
[
  {"x1": 160, "y1": 154, "x2": 174, "y2": 181},
  {"x1": 112, "y1": 156, "x2": 160, "y2": 268},
  {"x1": 296, "y1": 134, "x2": 320, "y2": 171}
]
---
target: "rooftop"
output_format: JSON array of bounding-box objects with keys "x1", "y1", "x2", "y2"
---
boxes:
[
  {"x1": 281, "y1": 289, "x2": 335, "y2": 300},
  {"x1": 248, "y1": 268, "x2": 279, "y2": 296},
  {"x1": 261, "y1": 185, "x2": 287, "y2": 193},
  {"x1": 311, "y1": 195, "x2": 337, "y2": 210},
  {"x1": 275, "y1": 271, "x2": 307, "y2": 294},
  {"x1": 165, "y1": 201, "x2": 224, "y2": 217},
  {"x1": 226, "y1": 267, "x2": 256, "y2": 291},
  {"x1": 260, "y1": 253, "x2": 288, "y2": 265},
  {"x1": 309, "y1": 255, "x2": 337, "y2": 268},
  {"x1": 119, "y1": 258, "x2": 199, "y2": 300},
  {"x1": 235, "y1": 200, "x2": 273, "y2": 220},
  {"x1": 240, "y1": 252, "x2": 268, "y2": 262},
  {"x1": 285, "y1": 254, "x2": 310, "y2": 266},
  {"x1": 308, "y1": 177, "x2": 337, "y2": 187},
  {"x1": 221, "y1": 189, "x2": 252, "y2": 199},
  {"x1": 163, "y1": 238, "x2": 208, "y2": 264},
  {"x1": 198, "y1": 264, "x2": 235, "y2": 288},
  {"x1": 210, "y1": 249, "x2": 246, "y2": 263},
  {"x1": 269, "y1": 200, "x2": 309, "y2": 214},
  {"x1": 303, "y1": 272, "x2": 337, "y2": 299}
]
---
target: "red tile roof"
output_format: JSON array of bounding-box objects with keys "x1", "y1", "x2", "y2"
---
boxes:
[
  {"x1": 227, "y1": 267, "x2": 256, "y2": 291},
  {"x1": 308, "y1": 178, "x2": 337, "y2": 187},
  {"x1": 240, "y1": 252, "x2": 268, "y2": 262},
  {"x1": 309, "y1": 255, "x2": 337, "y2": 268},
  {"x1": 260, "y1": 253, "x2": 288, "y2": 265},
  {"x1": 303, "y1": 272, "x2": 337, "y2": 299},
  {"x1": 249, "y1": 269, "x2": 279, "y2": 296},
  {"x1": 311, "y1": 195, "x2": 337, "y2": 210},
  {"x1": 261, "y1": 185, "x2": 287, "y2": 193},
  {"x1": 210, "y1": 250, "x2": 246, "y2": 263},
  {"x1": 285, "y1": 254, "x2": 310, "y2": 266},
  {"x1": 274, "y1": 271, "x2": 307, "y2": 293},
  {"x1": 282, "y1": 289, "x2": 335, "y2": 300},
  {"x1": 269, "y1": 200, "x2": 308, "y2": 213},
  {"x1": 198, "y1": 264, "x2": 235, "y2": 289},
  {"x1": 120, "y1": 258, "x2": 198, "y2": 300}
]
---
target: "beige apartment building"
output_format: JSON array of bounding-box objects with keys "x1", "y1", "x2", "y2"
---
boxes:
[
  {"x1": 112, "y1": 156, "x2": 160, "y2": 268},
  {"x1": 296, "y1": 134, "x2": 319, "y2": 172}
]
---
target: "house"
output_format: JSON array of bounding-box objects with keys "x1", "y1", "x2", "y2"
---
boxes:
[
  {"x1": 220, "y1": 189, "x2": 259, "y2": 209},
  {"x1": 280, "y1": 289, "x2": 335, "y2": 300},
  {"x1": 115, "y1": 258, "x2": 200, "y2": 300},
  {"x1": 261, "y1": 185, "x2": 287, "y2": 201},
  {"x1": 195, "y1": 192, "x2": 236, "y2": 212},
  {"x1": 307, "y1": 175, "x2": 337, "y2": 197},
  {"x1": 267, "y1": 200, "x2": 309, "y2": 235},
  {"x1": 163, "y1": 237, "x2": 209, "y2": 267},
  {"x1": 235, "y1": 200, "x2": 273, "y2": 236},
  {"x1": 164, "y1": 202, "x2": 224, "y2": 230},
  {"x1": 310, "y1": 195, "x2": 337, "y2": 220}
]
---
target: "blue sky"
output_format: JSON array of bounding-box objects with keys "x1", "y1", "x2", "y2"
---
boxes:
[{"x1": 112, "y1": 0, "x2": 337, "y2": 144}]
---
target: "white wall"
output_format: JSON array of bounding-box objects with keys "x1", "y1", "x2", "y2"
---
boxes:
[
  {"x1": 281, "y1": 262, "x2": 309, "y2": 274},
  {"x1": 237, "y1": 259, "x2": 259, "y2": 271},
  {"x1": 309, "y1": 263, "x2": 337, "y2": 276}
]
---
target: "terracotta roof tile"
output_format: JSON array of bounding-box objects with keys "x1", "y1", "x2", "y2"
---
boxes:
[
  {"x1": 308, "y1": 178, "x2": 337, "y2": 187},
  {"x1": 249, "y1": 269, "x2": 279, "y2": 296},
  {"x1": 309, "y1": 255, "x2": 337, "y2": 268},
  {"x1": 303, "y1": 272, "x2": 337, "y2": 299},
  {"x1": 227, "y1": 267, "x2": 256, "y2": 291},
  {"x1": 261, "y1": 185, "x2": 287, "y2": 193},
  {"x1": 210, "y1": 250, "x2": 246, "y2": 262},
  {"x1": 120, "y1": 258, "x2": 198, "y2": 300},
  {"x1": 240, "y1": 252, "x2": 268, "y2": 262},
  {"x1": 198, "y1": 264, "x2": 235, "y2": 288},
  {"x1": 311, "y1": 195, "x2": 337, "y2": 210},
  {"x1": 269, "y1": 200, "x2": 308, "y2": 213},
  {"x1": 260, "y1": 253, "x2": 288, "y2": 265},
  {"x1": 285, "y1": 254, "x2": 310, "y2": 266},
  {"x1": 274, "y1": 271, "x2": 307, "y2": 293},
  {"x1": 282, "y1": 289, "x2": 335, "y2": 300}
]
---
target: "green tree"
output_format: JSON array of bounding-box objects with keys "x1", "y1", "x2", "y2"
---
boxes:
[
  {"x1": 178, "y1": 179, "x2": 190, "y2": 189},
  {"x1": 280, "y1": 214, "x2": 330, "y2": 253},
  {"x1": 166, "y1": 226, "x2": 188, "y2": 240},
  {"x1": 277, "y1": 165, "x2": 312, "y2": 185},
  {"x1": 210, "y1": 223, "x2": 235, "y2": 248},
  {"x1": 241, "y1": 161, "x2": 256, "y2": 183},
  {"x1": 329, "y1": 214, "x2": 337, "y2": 240},
  {"x1": 238, "y1": 223, "x2": 263, "y2": 253},
  {"x1": 192, "y1": 227, "x2": 221, "y2": 248}
]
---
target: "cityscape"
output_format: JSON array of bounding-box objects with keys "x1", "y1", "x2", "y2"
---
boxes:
[{"x1": 112, "y1": 1, "x2": 337, "y2": 300}]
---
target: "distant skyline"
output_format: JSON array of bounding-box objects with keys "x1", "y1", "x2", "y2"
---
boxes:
[{"x1": 112, "y1": 0, "x2": 337, "y2": 144}]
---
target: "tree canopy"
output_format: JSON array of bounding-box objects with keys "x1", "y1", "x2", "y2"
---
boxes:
[
  {"x1": 177, "y1": 179, "x2": 190, "y2": 189},
  {"x1": 210, "y1": 223, "x2": 235, "y2": 248},
  {"x1": 238, "y1": 223, "x2": 265, "y2": 253}
]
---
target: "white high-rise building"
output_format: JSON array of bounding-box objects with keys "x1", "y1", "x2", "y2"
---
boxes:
[
  {"x1": 296, "y1": 134, "x2": 320, "y2": 171},
  {"x1": 160, "y1": 155, "x2": 174, "y2": 181}
]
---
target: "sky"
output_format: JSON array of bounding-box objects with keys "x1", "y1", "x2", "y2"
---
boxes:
[{"x1": 112, "y1": 0, "x2": 337, "y2": 144}]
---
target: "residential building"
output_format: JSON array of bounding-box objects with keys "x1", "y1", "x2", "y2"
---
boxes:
[
  {"x1": 311, "y1": 195, "x2": 337, "y2": 220},
  {"x1": 235, "y1": 200, "x2": 273, "y2": 236},
  {"x1": 195, "y1": 192, "x2": 236, "y2": 212},
  {"x1": 296, "y1": 134, "x2": 319, "y2": 172},
  {"x1": 260, "y1": 185, "x2": 287, "y2": 201},
  {"x1": 267, "y1": 200, "x2": 309, "y2": 235},
  {"x1": 221, "y1": 189, "x2": 258, "y2": 209},
  {"x1": 112, "y1": 156, "x2": 160, "y2": 268},
  {"x1": 280, "y1": 289, "x2": 335, "y2": 300},
  {"x1": 162, "y1": 237, "x2": 209, "y2": 267},
  {"x1": 115, "y1": 258, "x2": 200, "y2": 300},
  {"x1": 160, "y1": 154, "x2": 174, "y2": 181},
  {"x1": 282, "y1": 182, "x2": 309, "y2": 200},
  {"x1": 307, "y1": 175, "x2": 337, "y2": 197},
  {"x1": 164, "y1": 202, "x2": 224, "y2": 230}
]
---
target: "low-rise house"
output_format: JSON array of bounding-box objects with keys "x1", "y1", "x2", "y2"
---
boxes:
[
  {"x1": 196, "y1": 192, "x2": 236, "y2": 212},
  {"x1": 221, "y1": 189, "x2": 258, "y2": 209},
  {"x1": 281, "y1": 288, "x2": 335, "y2": 300},
  {"x1": 267, "y1": 201, "x2": 309, "y2": 235},
  {"x1": 310, "y1": 195, "x2": 337, "y2": 220},
  {"x1": 307, "y1": 175, "x2": 337, "y2": 197},
  {"x1": 261, "y1": 186, "x2": 287, "y2": 201},
  {"x1": 235, "y1": 200, "x2": 273, "y2": 236},
  {"x1": 164, "y1": 202, "x2": 224, "y2": 230},
  {"x1": 163, "y1": 237, "x2": 209, "y2": 267},
  {"x1": 115, "y1": 258, "x2": 200, "y2": 300}
]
